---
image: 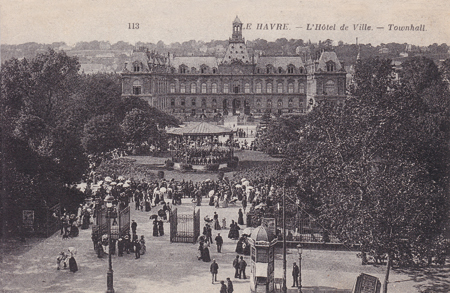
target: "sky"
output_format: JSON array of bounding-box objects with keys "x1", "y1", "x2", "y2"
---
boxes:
[{"x1": 1, "y1": 0, "x2": 449, "y2": 46}]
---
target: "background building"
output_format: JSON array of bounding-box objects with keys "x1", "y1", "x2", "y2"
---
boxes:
[{"x1": 121, "y1": 17, "x2": 347, "y2": 120}]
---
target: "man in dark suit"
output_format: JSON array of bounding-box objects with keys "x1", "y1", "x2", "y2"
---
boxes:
[
  {"x1": 233, "y1": 255, "x2": 240, "y2": 278},
  {"x1": 210, "y1": 259, "x2": 219, "y2": 284},
  {"x1": 215, "y1": 233, "x2": 224, "y2": 253},
  {"x1": 239, "y1": 256, "x2": 247, "y2": 279},
  {"x1": 292, "y1": 262, "x2": 299, "y2": 287}
]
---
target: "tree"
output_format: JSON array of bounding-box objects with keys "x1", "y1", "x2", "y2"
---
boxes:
[
  {"x1": 279, "y1": 57, "x2": 449, "y2": 292},
  {"x1": 121, "y1": 108, "x2": 158, "y2": 146},
  {"x1": 81, "y1": 114, "x2": 123, "y2": 155}
]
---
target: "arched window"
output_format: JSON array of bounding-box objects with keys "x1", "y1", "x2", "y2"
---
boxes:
[
  {"x1": 256, "y1": 83, "x2": 262, "y2": 93},
  {"x1": 191, "y1": 97, "x2": 196, "y2": 106},
  {"x1": 191, "y1": 67, "x2": 196, "y2": 73},
  {"x1": 287, "y1": 66, "x2": 294, "y2": 74},
  {"x1": 277, "y1": 83, "x2": 283, "y2": 93},
  {"x1": 223, "y1": 83, "x2": 229, "y2": 93},
  {"x1": 202, "y1": 83, "x2": 207, "y2": 93},
  {"x1": 201, "y1": 98, "x2": 207, "y2": 107},
  {"x1": 288, "y1": 98, "x2": 293, "y2": 107},
  {"x1": 179, "y1": 66, "x2": 186, "y2": 74},
  {"x1": 212, "y1": 99, "x2": 217, "y2": 107},
  {"x1": 244, "y1": 83, "x2": 250, "y2": 93},
  {"x1": 267, "y1": 99, "x2": 272, "y2": 108},
  {"x1": 256, "y1": 99, "x2": 261, "y2": 106},
  {"x1": 191, "y1": 83, "x2": 196, "y2": 93},
  {"x1": 277, "y1": 99, "x2": 283, "y2": 107},
  {"x1": 171, "y1": 99, "x2": 175, "y2": 107},
  {"x1": 212, "y1": 68, "x2": 217, "y2": 74},
  {"x1": 299, "y1": 67, "x2": 304, "y2": 74},
  {"x1": 299, "y1": 83, "x2": 305, "y2": 94},
  {"x1": 170, "y1": 84, "x2": 175, "y2": 93},
  {"x1": 288, "y1": 83, "x2": 294, "y2": 93},
  {"x1": 278, "y1": 67, "x2": 283, "y2": 74},
  {"x1": 201, "y1": 66, "x2": 207, "y2": 74},
  {"x1": 325, "y1": 80, "x2": 336, "y2": 95},
  {"x1": 181, "y1": 98, "x2": 185, "y2": 106},
  {"x1": 266, "y1": 66, "x2": 271, "y2": 74},
  {"x1": 212, "y1": 83, "x2": 217, "y2": 93},
  {"x1": 266, "y1": 83, "x2": 272, "y2": 93},
  {"x1": 133, "y1": 80, "x2": 142, "y2": 95},
  {"x1": 180, "y1": 83, "x2": 186, "y2": 93},
  {"x1": 257, "y1": 68, "x2": 261, "y2": 74}
]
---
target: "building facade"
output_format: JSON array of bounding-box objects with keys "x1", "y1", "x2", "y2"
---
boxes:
[{"x1": 121, "y1": 17, "x2": 347, "y2": 119}]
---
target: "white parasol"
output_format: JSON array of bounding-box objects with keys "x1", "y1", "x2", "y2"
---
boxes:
[
  {"x1": 235, "y1": 184, "x2": 242, "y2": 188},
  {"x1": 117, "y1": 176, "x2": 125, "y2": 181},
  {"x1": 123, "y1": 183, "x2": 130, "y2": 188},
  {"x1": 110, "y1": 182, "x2": 117, "y2": 186},
  {"x1": 160, "y1": 187, "x2": 167, "y2": 193},
  {"x1": 209, "y1": 190, "x2": 215, "y2": 197},
  {"x1": 104, "y1": 177, "x2": 113, "y2": 182},
  {"x1": 241, "y1": 178, "x2": 247, "y2": 182},
  {"x1": 243, "y1": 181, "x2": 250, "y2": 186}
]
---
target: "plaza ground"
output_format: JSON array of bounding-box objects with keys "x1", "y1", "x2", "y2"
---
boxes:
[{"x1": 1, "y1": 152, "x2": 449, "y2": 292}]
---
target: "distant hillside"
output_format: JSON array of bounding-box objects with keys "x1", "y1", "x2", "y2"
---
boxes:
[{"x1": 2, "y1": 40, "x2": 449, "y2": 73}]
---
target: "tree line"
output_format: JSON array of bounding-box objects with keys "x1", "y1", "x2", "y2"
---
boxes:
[{"x1": 0, "y1": 49, "x2": 178, "y2": 237}]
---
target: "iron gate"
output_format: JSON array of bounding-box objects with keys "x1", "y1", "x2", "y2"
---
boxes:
[{"x1": 170, "y1": 208, "x2": 200, "y2": 243}]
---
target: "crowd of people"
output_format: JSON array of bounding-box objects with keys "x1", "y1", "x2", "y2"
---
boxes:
[{"x1": 172, "y1": 147, "x2": 233, "y2": 165}]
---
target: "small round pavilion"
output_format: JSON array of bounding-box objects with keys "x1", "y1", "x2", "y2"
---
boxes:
[{"x1": 167, "y1": 122, "x2": 235, "y2": 165}]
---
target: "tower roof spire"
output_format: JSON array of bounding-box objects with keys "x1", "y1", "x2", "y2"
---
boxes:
[{"x1": 233, "y1": 15, "x2": 242, "y2": 24}]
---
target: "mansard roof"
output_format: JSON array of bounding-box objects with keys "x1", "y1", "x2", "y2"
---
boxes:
[
  {"x1": 317, "y1": 51, "x2": 343, "y2": 71},
  {"x1": 171, "y1": 56, "x2": 218, "y2": 70},
  {"x1": 256, "y1": 56, "x2": 304, "y2": 68},
  {"x1": 125, "y1": 52, "x2": 151, "y2": 72}
]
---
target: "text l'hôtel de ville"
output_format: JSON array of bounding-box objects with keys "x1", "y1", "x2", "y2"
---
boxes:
[{"x1": 242, "y1": 23, "x2": 426, "y2": 31}]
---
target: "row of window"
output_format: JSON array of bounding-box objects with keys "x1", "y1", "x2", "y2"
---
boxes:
[
  {"x1": 176, "y1": 65, "x2": 306, "y2": 74},
  {"x1": 168, "y1": 82, "x2": 307, "y2": 94},
  {"x1": 169, "y1": 97, "x2": 301, "y2": 108}
]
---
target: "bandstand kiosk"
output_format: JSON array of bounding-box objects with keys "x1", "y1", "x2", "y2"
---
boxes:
[{"x1": 249, "y1": 226, "x2": 277, "y2": 293}]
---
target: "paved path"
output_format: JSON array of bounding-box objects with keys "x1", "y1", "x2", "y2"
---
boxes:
[{"x1": 1, "y1": 196, "x2": 447, "y2": 292}]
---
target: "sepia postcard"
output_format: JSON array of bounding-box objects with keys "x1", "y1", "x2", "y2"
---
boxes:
[{"x1": 1, "y1": 0, "x2": 450, "y2": 292}]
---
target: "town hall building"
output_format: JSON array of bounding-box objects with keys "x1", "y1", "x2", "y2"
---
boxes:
[{"x1": 121, "y1": 17, "x2": 347, "y2": 120}]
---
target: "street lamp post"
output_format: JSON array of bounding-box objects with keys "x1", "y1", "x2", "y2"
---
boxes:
[
  {"x1": 104, "y1": 195, "x2": 115, "y2": 293},
  {"x1": 282, "y1": 184, "x2": 287, "y2": 293},
  {"x1": 297, "y1": 244, "x2": 303, "y2": 293}
]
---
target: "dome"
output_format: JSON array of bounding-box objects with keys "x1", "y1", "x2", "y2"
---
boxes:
[{"x1": 250, "y1": 226, "x2": 269, "y2": 242}]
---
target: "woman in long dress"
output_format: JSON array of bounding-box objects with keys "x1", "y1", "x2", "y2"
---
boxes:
[
  {"x1": 238, "y1": 209, "x2": 244, "y2": 225},
  {"x1": 153, "y1": 220, "x2": 159, "y2": 237},
  {"x1": 202, "y1": 241, "x2": 211, "y2": 262},
  {"x1": 213, "y1": 212, "x2": 221, "y2": 230},
  {"x1": 68, "y1": 248, "x2": 78, "y2": 273},
  {"x1": 198, "y1": 240, "x2": 204, "y2": 260}
]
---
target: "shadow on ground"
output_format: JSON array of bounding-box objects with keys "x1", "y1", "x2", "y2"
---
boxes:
[{"x1": 394, "y1": 265, "x2": 450, "y2": 293}]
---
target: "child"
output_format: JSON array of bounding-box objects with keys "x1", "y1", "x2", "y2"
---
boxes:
[
  {"x1": 56, "y1": 252, "x2": 67, "y2": 270},
  {"x1": 222, "y1": 217, "x2": 227, "y2": 229}
]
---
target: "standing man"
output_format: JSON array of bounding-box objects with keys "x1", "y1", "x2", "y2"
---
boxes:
[
  {"x1": 239, "y1": 256, "x2": 247, "y2": 279},
  {"x1": 206, "y1": 224, "x2": 213, "y2": 244},
  {"x1": 210, "y1": 259, "x2": 219, "y2": 284},
  {"x1": 131, "y1": 220, "x2": 137, "y2": 234},
  {"x1": 292, "y1": 262, "x2": 299, "y2": 287},
  {"x1": 134, "y1": 239, "x2": 141, "y2": 259},
  {"x1": 226, "y1": 277, "x2": 234, "y2": 293},
  {"x1": 233, "y1": 255, "x2": 240, "y2": 278},
  {"x1": 220, "y1": 281, "x2": 227, "y2": 293},
  {"x1": 215, "y1": 233, "x2": 224, "y2": 253}
]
